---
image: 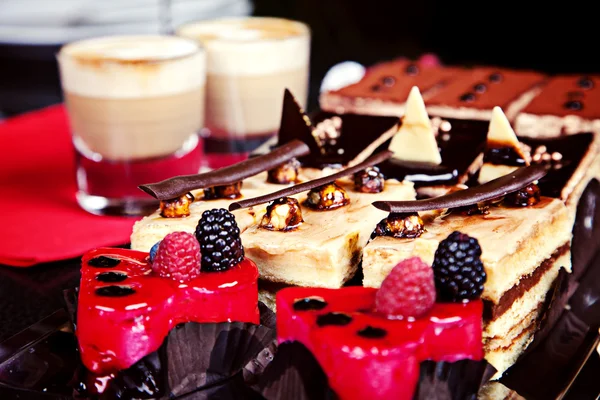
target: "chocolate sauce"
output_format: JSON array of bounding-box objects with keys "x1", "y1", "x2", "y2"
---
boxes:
[
  {"x1": 293, "y1": 298, "x2": 328, "y2": 311},
  {"x1": 370, "y1": 84, "x2": 382, "y2": 92},
  {"x1": 473, "y1": 83, "x2": 487, "y2": 93},
  {"x1": 459, "y1": 92, "x2": 476, "y2": 102},
  {"x1": 95, "y1": 272, "x2": 128, "y2": 283},
  {"x1": 88, "y1": 256, "x2": 121, "y2": 268},
  {"x1": 382, "y1": 76, "x2": 396, "y2": 87},
  {"x1": 577, "y1": 76, "x2": 594, "y2": 90},
  {"x1": 564, "y1": 100, "x2": 584, "y2": 111},
  {"x1": 378, "y1": 118, "x2": 488, "y2": 187},
  {"x1": 488, "y1": 72, "x2": 503, "y2": 82},
  {"x1": 405, "y1": 64, "x2": 419, "y2": 75},
  {"x1": 357, "y1": 326, "x2": 387, "y2": 339},
  {"x1": 316, "y1": 313, "x2": 352, "y2": 327},
  {"x1": 483, "y1": 147, "x2": 527, "y2": 167},
  {"x1": 520, "y1": 133, "x2": 593, "y2": 198},
  {"x1": 95, "y1": 286, "x2": 135, "y2": 297}
]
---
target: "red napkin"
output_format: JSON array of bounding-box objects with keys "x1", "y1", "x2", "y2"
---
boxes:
[{"x1": 0, "y1": 105, "x2": 140, "y2": 267}]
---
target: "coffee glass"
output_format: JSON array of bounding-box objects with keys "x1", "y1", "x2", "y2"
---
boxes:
[
  {"x1": 57, "y1": 35, "x2": 206, "y2": 216},
  {"x1": 177, "y1": 17, "x2": 310, "y2": 168}
]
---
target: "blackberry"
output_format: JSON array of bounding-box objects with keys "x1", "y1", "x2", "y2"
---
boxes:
[
  {"x1": 195, "y1": 208, "x2": 244, "y2": 272},
  {"x1": 432, "y1": 231, "x2": 486, "y2": 301}
]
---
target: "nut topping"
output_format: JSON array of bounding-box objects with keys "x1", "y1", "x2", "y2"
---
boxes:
[
  {"x1": 260, "y1": 197, "x2": 303, "y2": 231},
  {"x1": 353, "y1": 166, "x2": 385, "y2": 193},
  {"x1": 267, "y1": 158, "x2": 300, "y2": 184},
  {"x1": 373, "y1": 212, "x2": 424, "y2": 238},
  {"x1": 304, "y1": 183, "x2": 350, "y2": 211},
  {"x1": 160, "y1": 192, "x2": 195, "y2": 218},
  {"x1": 203, "y1": 182, "x2": 242, "y2": 200},
  {"x1": 504, "y1": 183, "x2": 541, "y2": 207}
]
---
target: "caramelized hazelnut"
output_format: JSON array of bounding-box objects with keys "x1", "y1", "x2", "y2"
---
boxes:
[
  {"x1": 204, "y1": 182, "x2": 242, "y2": 200},
  {"x1": 160, "y1": 192, "x2": 195, "y2": 218},
  {"x1": 353, "y1": 166, "x2": 385, "y2": 193},
  {"x1": 267, "y1": 159, "x2": 300, "y2": 184},
  {"x1": 504, "y1": 183, "x2": 541, "y2": 207},
  {"x1": 452, "y1": 202, "x2": 491, "y2": 216},
  {"x1": 304, "y1": 183, "x2": 350, "y2": 211},
  {"x1": 260, "y1": 197, "x2": 303, "y2": 231},
  {"x1": 373, "y1": 212, "x2": 424, "y2": 239}
]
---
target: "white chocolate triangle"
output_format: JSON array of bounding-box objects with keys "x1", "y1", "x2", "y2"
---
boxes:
[
  {"x1": 487, "y1": 106, "x2": 526, "y2": 160},
  {"x1": 389, "y1": 86, "x2": 442, "y2": 164}
]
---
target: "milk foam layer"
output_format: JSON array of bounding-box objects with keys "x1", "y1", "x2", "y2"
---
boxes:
[
  {"x1": 58, "y1": 35, "x2": 206, "y2": 98},
  {"x1": 177, "y1": 17, "x2": 310, "y2": 76}
]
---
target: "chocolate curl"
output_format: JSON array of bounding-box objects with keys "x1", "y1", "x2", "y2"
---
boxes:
[
  {"x1": 139, "y1": 140, "x2": 310, "y2": 200},
  {"x1": 373, "y1": 164, "x2": 547, "y2": 213},
  {"x1": 229, "y1": 150, "x2": 393, "y2": 211}
]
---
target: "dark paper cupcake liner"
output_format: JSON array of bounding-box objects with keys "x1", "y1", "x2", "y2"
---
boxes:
[
  {"x1": 412, "y1": 359, "x2": 496, "y2": 400},
  {"x1": 63, "y1": 289, "x2": 276, "y2": 399},
  {"x1": 257, "y1": 341, "x2": 336, "y2": 400}
]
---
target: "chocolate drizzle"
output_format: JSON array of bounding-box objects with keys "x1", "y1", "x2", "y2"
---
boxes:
[
  {"x1": 138, "y1": 140, "x2": 310, "y2": 200},
  {"x1": 229, "y1": 151, "x2": 393, "y2": 211},
  {"x1": 373, "y1": 165, "x2": 547, "y2": 213}
]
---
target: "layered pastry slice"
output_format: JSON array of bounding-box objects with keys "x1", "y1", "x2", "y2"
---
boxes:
[
  {"x1": 131, "y1": 140, "x2": 310, "y2": 251},
  {"x1": 228, "y1": 152, "x2": 416, "y2": 297},
  {"x1": 362, "y1": 167, "x2": 572, "y2": 377},
  {"x1": 514, "y1": 74, "x2": 600, "y2": 137},
  {"x1": 319, "y1": 58, "x2": 465, "y2": 116}
]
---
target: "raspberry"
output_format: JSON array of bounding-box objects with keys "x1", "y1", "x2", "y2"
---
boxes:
[
  {"x1": 195, "y1": 209, "x2": 244, "y2": 272},
  {"x1": 152, "y1": 232, "x2": 201, "y2": 282},
  {"x1": 432, "y1": 231, "x2": 486, "y2": 301},
  {"x1": 375, "y1": 257, "x2": 436, "y2": 318}
]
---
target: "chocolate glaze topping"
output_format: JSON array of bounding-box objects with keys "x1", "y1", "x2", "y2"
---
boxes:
[
  {"x1": 139, "y1": 140, "x2": 310, "y2": 200},
  {"x1": 229, "y1": 151, "x2": 393, "y2": 211},
  {"x1": 373, "y1": 165, "x2": 547, "y2": 213}
]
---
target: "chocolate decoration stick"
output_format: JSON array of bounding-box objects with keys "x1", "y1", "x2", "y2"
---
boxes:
[
  {"x1": 373, "y1": 164, "x2": 547, "y2": 213},
  {"x1": 139, "y1": 140, "x2": 310, "y2": 200},
  {"x1": 229, "y1": 150, "x2": 393, "y2": 210}
]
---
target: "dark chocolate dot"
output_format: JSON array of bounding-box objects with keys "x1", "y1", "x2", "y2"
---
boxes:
[
  {"x1": 293, "y1": 297, "x2": 328, "y2": 311},
  {"x1": 95, "y1": 285, "x2": 135, "y2": 297},
  {"x1": 316, "y1": 312, "x2": 352, "y2": 327},
  {"x1": 578, "y1": 77, "x2": 594, "y2": 90},
  {"x1": 96, "y1": 272, "x2": 128, "y2": 283},
  {"x1": 489, "y1": 73, "x2": 503, "y2": 83},
  {"x1": 357, "y1": 326, "x2": 388, "y2": 339},
  {"x1": 564, "y1": 100, "x2": 584, "y2": 111},
  {"x1": 88, "y1": 256, "x2": 121, "y2": 268},
  {"x1": 370, "y1": 84, "x2": 382, "y2": 92},
  {"x1": 459, "y1": 92, "x2": 476, "y2": 102},
  {"x1": 405, "y1": 64, "x2": 419, "y2": 76},
  {"x1": 382, "y1": 76, "x2": 396, "y2": 87},
  {"x1": 473, "y1": 83, "x2": 487, "y2": 93}
]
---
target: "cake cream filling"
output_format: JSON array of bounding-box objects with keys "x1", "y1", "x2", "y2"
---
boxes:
[
  {"x1": 363, "y1": 197, "x2": 571, "y2": 304},
  {"x1": 242, "y1": 179, "x2": 416, "y2": 288}
]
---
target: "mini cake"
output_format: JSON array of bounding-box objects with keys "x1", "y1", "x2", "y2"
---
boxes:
[
  {"x1": 514, "y1": 75, "x2": 600, "y2": 137},
  {"x1": 319, "y1": 58, "x2": 466, "y2": 116},
  {"x1": 424, "y1": 67, "x2": 546, "y2": 121},
  {"x1": 131, "y1": 140, "x2": 310, "y2": 251},
  {"x1": 230, "y1": 151, "x2": 416, "y2": 291},
  {"x1": 276, "y1": 256, "x2": 487, "y2": 400},
  {"x1": 362, "y1": 167, "x2": 572, "y2": 377},
  {"x1": 77, "y1": 209, "x2": 258, "y2": 375}
]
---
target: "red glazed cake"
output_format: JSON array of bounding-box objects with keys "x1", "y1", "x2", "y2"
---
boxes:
[{"x1": 277, "y1": 286, "x2": 483, "y2": 400}]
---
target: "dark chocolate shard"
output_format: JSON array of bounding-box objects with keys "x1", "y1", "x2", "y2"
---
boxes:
[
  {"x1": 524, "y1": 268, "x2": 574, "y2": 355},
  {"x1": 62, "y1": 288, "x2": 78, "y2": 332},
  {"x1": 277, "y1": 89, "x2": 321, "y2": 160},
  {"x1": 258, "y1": 341, "x2": 337, "y2": 400},
  {"x1": 500, "y1": 311, "x2": 592, "y2": 400},
  {"x1": 139, "y1": 140, "x2": 310, "y2": 200},
  {"x1": 569, "y1": 248, "x2": 600, "y2": 327},
  {"x1": 229, "y1": 151, "x2": 393, "y2": 211},
  {"x1": 412, "y1": 359, "x2": 496, "y2": 400},
  {"x1": 373, "y1": 164, "x2": 547, "y2": 213},
  {"x1": 571, "y1": 179, "x2": 600, "y2": 280}
]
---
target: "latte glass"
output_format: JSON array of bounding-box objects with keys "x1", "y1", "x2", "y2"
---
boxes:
[
  {"x1": 177, "y1": 17, "x2": 310, "y2": 168},
  {"x1": 57, "y1": 35, "x2": 206, "y2": 216}
]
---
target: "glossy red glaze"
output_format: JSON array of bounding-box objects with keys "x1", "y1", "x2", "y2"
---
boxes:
[
  {"x1": 277, "y1": 287, "x2": 483, "y2": 400},
  {"x1": 77, "y1": 247, "x2": 259, "y2": 374}
]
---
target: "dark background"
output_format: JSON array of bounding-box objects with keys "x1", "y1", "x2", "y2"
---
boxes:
[{"x1": 0, "y1": 0, "x2": 597, "y2": 117}]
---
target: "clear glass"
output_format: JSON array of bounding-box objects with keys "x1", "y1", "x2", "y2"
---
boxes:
[
  {"x1": 57, "y1": 35, "x2": 206, "y2": 216},
  {"x1": 177, "y1": 17, "x2": 311, "y2": 169}
]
